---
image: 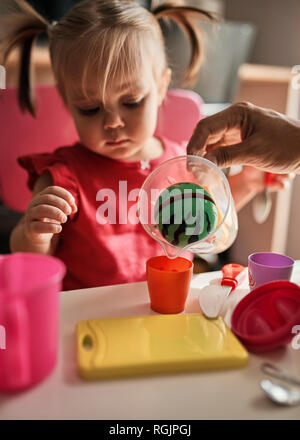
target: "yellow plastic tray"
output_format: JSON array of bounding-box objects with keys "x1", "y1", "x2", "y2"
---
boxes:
[{"x1": 76, "y1": 313, "x2": 248, "y2": 380}]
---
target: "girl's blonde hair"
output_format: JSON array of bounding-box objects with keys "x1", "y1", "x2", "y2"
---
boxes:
[{"x1": 0, "y1": 0, "x2": 215, "y2": 116}]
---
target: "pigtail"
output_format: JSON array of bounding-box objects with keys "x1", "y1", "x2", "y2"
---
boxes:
[
  {"x1": 0, "y1": 0, "x2": 49, "y2": 116},
  {"x1": 151, "y1": 1, "x2": 216, "y2": 86}
]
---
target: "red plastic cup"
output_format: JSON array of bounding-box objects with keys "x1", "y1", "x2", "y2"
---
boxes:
[{"x1": 146, "y1": 256, "x2": 193, "y2": 314}]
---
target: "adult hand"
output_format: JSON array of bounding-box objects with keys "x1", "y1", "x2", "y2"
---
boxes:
[{"x1": 187, "y1": 102, "x2": 300, "y2": 174}]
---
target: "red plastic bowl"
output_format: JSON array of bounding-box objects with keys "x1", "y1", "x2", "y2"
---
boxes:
[{"x1": 231, "y1": 280, "x2": 300, "y2": 352}]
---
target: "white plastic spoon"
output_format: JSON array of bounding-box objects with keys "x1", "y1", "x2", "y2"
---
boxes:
[
  {"x1": 253, "y1": 187, "x2": 272, "y2": 224},
  {"x1": 199, "y1": 264, "x2": 247, "y2": 319},
  {"x1": 252, "y1": 172, "x2": 275, "y2": 224}
]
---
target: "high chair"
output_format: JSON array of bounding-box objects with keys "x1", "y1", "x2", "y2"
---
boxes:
[{"x1": 0, "y1": 86, "x2": 204, "y2": 212}]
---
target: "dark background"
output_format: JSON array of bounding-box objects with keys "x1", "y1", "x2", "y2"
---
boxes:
[{"x1": 27, "y1": 0, "x2": 152, "y2": 21}]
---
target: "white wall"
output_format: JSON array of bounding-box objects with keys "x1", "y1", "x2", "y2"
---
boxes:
[
  {"x1": 285, "y1": 177, "x2": 300, "y2": 259},
  {"x1": 190, "y1": 1, "x2": 300, "y2": 260},
  {"x1": 223, "y1": 0, "x2": 300, "y2": 260},
  {"x1": 224, "y1": 0, "x2": 300, "y2": 67}
]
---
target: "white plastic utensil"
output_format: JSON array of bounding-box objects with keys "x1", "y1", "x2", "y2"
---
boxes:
[
  {"x1": 253, "y1": 187, "x2": 272, "y2": 224},
  {"x1": 253, "y1": 172, "x2": 275, "y2": 224},
  {"x1": 199, "y1": 264, "x2": 247, "y2": 319}
]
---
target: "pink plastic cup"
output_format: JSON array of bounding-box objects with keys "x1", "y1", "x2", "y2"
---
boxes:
[
  {"x1": 248, "y1": 252, "x2": 294, "y2": 291},
  {"x1": 0, "y1": 253, "x2": 66, "y2": 392}
]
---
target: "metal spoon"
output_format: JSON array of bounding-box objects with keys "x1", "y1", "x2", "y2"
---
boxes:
[
  {"x1": 260, "y1": 379, "x2": 300, "y2": 406},
  {"x1": 261, "y1": 362, "x2": 300, "y2": 387}
]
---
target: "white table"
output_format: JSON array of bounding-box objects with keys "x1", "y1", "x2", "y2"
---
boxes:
[{"x1": 1, "y1": 263, "x2": 300, "y2": 420}]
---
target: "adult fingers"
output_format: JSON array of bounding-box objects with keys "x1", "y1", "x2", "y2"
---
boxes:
[
  {"x1": 204, "y1": 139, "x2": 254, "y2": 168},
  {"x1": 187, "y1": 103, "x2": 247, "y2": 156}
]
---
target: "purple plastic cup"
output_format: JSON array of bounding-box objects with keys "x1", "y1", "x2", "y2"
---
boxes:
[{"x1": 248, "y1": 252, "x2": 294, "y2": 290}]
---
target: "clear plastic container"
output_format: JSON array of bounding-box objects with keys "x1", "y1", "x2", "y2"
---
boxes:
[{"x1": 138, "y1": 155, "x2": 238, "y2": 258}]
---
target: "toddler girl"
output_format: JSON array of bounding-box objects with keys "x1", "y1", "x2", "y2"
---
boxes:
[{"x1": 4, "y1": 0, "x2": 289, "y2": 290}]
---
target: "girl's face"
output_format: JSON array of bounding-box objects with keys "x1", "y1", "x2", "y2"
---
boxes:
[{"x1": 65, "y1": 66, "x2": 171, "y2": 161}]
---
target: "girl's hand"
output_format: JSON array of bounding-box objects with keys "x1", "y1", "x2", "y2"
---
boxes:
[
  {"x1": 239, "y1": 166, "x2": 294, "y2": 194},
  {"x1": 24, "y1": 186, "x2": 77, "y2": 243}
]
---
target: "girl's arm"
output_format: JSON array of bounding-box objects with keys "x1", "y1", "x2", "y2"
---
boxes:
[
  {"x1": 228, "y1": 166, "x2": 291, "y2": 212},
  {"x1": 228, "y1": 172, "x2": 258, "y2": 213},
  {"x1": 10, "y1": 173, "x2": 77, "y2": 255}
]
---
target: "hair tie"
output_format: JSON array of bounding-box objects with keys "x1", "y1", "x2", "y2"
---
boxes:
[{"x1": 47, "y1": 20, "x2": 58, "y2": 34}]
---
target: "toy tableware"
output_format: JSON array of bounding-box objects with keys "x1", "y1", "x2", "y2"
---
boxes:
[
  {"x1": 76, "y1": 314, "x2": 248, "y2": 380},
  {"x1": 0, "y1": 252, "x2": 66, "y2": 392},
  {"x1": 231, "y1": 280, "x2": 300, "y2": 352},
  {"x1": 260, "y1": 379, "x2": 300, "y2": 406},
  {"x1": 253, "y1": 172, "x2": 276, "y2": 224},
  {"x1": 199, "y1": 264, "x2": 247, "y2": 319},
  {"x1": 248, "y1": 252, "x2": 294, "y2": 290},
  {"x1": 261, "y1": 362, "x2": 300, "y2": 387},
  {"x1": 138, "y1": 155, "x2": 238, "y2": 259},
  {"x1": 146, "y1": 255, "x2": 193, "y2": 314}
]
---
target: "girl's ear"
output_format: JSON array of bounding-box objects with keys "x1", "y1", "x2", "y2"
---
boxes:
[{"x1": 158, "y1": 68, "x2": 172, "y2": 106}]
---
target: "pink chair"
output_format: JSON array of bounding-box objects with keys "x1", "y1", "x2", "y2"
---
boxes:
[
  {"x1": 0, "y1": 86, "x2": 204, "y2": 212},
  {"x1": 0, "y1": 86, "x2": 78, "y2": 212}
]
